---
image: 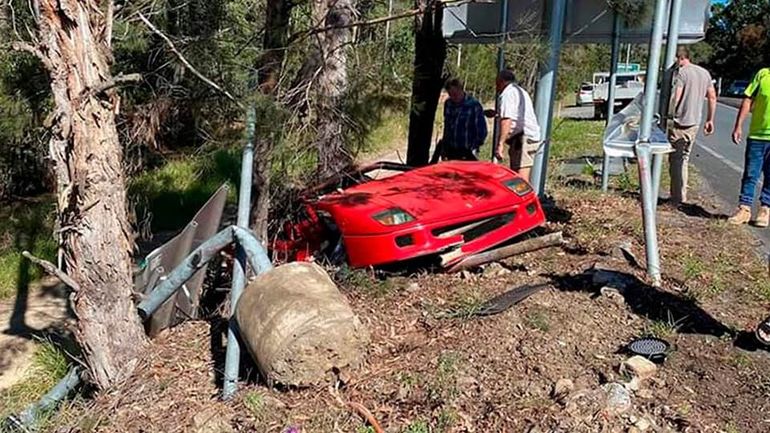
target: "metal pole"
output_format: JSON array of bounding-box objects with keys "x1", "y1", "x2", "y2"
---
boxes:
[
  {"x1": 659, "y1": 0, "x2": 684, "y2": 130},
  {"x1": 626, "y1": 43, "x2": 631, "y2": 68},
  {"x1": 531, "y1": 0, "x2": 568, "y2": 196},
  {"x1": 653, "y1": 0, "x2": 683, "y2": 206},
  {"x1": 636, "y1": 0, "x2": 668, "y2": 287},
  {"x1": 457, "y1": 44, "x2": 462, "y2": 68},
  {"x1": 223, "y1": 106, "x2": 257, "y2": 400},
  {"x1": 602, "y1": 12, "x2": 622, "y2": 192},
  {"x1": 491, "y1": 0, "x2": 509, "y2": 163}
]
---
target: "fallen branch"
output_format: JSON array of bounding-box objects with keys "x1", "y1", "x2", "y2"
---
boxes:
[
  {"x1": 10, "y1": 41, "x2": 54, "y2": 71},
  {"x1": 445, "y1": 231, "x2": 564, "y2": 273},
  {"x1": 347, "y1": 402, "x2": 385, "y2": 433},
  {"x1": 22, "y1": 251, "x2": 81, "y2": 291},
  {"x1": 137, "y1": 13, "x2": 242, "y2": 108}
]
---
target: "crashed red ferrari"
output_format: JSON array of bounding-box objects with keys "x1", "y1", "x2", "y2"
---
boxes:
[{"x1": 272, "y1": 161, "x2": 546, "y2": 268}]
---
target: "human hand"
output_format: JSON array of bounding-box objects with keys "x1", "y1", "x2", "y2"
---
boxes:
[
  {"x1": 704, "y1": 121, "x2": 714, "y2": 136},
  {"x1": 732, "y1": 128, "x2": 742, "y2": 145},
  {"x1": 494, "y1": 148, "x2": 504, "y2": 160}
]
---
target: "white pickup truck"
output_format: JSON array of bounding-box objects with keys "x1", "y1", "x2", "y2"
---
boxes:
[{"x1": 592, "y1": 72, "x2": 646, "y2": 120}]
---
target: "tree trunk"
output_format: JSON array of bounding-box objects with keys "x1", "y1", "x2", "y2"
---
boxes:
[
  {"x1": 309, "y1": 0, "x2": 355, "y2": 178},
  {"x1": 406, "y1": 1, "x2": 446, "y2": 167},
  {"x1": 250, "y1": 0, "x2": 296, "y2": 242},
  {"x1": 34, "y1": 0, "x2": 147, "y2": 389}
]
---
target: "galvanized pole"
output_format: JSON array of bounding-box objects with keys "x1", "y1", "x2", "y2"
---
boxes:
[
  {"x1": 602, "y1": 12, "x2": 622, "y2": 192},
  {"x1": 531, "y1": 0, "x2": 568, "y2": 196},
  {"x1": 637, "y1": 0, "x2": 668, "y2": 287},
  {"x1": 653, "y1": 0, "x2": 684, "y2": 205},
  {"x1": 491, "y1": 0, "x2": 509, "y2": 163},
  {"x1": 222, "y1": 106, "x2": 257, "y2": 399},
  {"x1": 385, "y1": 0, "x2": 393, "y2": 41}
]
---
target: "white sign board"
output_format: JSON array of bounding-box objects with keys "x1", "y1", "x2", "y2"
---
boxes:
[{"x1": 443, "y1": 0, "x2": 710, "y2": 44}]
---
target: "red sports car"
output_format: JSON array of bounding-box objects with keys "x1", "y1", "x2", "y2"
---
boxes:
[{"x1": 272, "y1": 161, "x2": 546, "y2": 268}]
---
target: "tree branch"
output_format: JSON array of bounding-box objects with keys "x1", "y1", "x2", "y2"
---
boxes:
[
  {"x1": 89, "y1": 72, "x2": 143, "y2": 95},
  {"x1": 10, "y1": 41, "x2": 53, "y2": 71},
  {"x1": 22, "y1": 251, "x2": 81, "y2": 292},
  {"x1": 288, "y1": 0, "x2": 481, "y2": 44},
  {"x1": 137, "y1": 13, "x2": 243, "y2": 108}
]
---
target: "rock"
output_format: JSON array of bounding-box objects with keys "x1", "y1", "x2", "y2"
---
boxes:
[
  {"x1": 406, "y1": 282, "x2": 421, "y2": 293},
  {"x1": 621, "y1": 356, "x2": 658, "y2": 381},
  {"x1": 634, "y1": 418, "x2": 652, "y2": 431},
  {"x1": 624, "y1": 377, "x2": 641, "y2": 392},
  {"x1": 191, "y1": 407, "x2": 233, "y2": 433},
  {"x1": 600, "y1": 286, "x2": 626, "y2": 306},
  {"x1": 552, "y1": 378, "x2": 574, "y2": 401},
  {"x1": 627, "y1": 427, "x2": 641, "y2": 433},
  {"x1": 636, "y1": 389, "x2": 653, "y2": 399},
  {"x1": 483, "y1": 262, "x2": 511, "y2": 277},
  {"x1": 603, "y1": 382, "x2": 632, "y2": 415}
]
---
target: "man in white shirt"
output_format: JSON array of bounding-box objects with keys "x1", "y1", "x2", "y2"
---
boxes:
[{"x1": 493, "y1": 69, "x2": 542, "y2": 182}]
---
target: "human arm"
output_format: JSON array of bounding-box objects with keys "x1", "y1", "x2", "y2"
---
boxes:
[
  {"x1": 732, "y1": 98, "x2": 752, "y2": 144},
  {"x1": 475, "y1": 102, "x2": 488, "y2": 148},
  {"x1": 704, "y1": 85, "x2": 717, "y2": 135},
  {"x1": 496, "y1": 118, "x2": 511, "y2": 160},
  {"x1": 733, "y1": 71, "x2": 761, "y2": 144}
]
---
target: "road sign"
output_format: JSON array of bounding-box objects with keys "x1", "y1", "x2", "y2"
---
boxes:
[{"x1": 618, "y1": 63, "x2": 641, "y2": 73}]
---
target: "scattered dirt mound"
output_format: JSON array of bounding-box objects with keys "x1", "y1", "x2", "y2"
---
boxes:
[{"x1": 52, "y1": 189, "x2": 770, "y2": 432}]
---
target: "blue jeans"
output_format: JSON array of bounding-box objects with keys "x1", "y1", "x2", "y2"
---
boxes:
[{"x1": 739, "y1": 138, "x2": 770, "y2": 206}]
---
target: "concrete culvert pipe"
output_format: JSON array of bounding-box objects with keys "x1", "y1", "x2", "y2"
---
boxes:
[{"x1": 235, "y1": 262, "x2": 369, "y2": 387}]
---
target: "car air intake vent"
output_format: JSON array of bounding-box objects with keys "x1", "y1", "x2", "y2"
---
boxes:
[{"x1": 432, "y1": 212, "x2": 515, "y2": 242}]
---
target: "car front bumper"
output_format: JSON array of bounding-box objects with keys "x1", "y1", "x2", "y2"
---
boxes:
[{"x1": 342, "y1": 195, "x2": 546, "y2": 268}]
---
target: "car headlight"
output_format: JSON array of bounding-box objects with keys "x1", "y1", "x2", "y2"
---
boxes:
[
  {"x1": 372, "y1": 208, "x2": 415, "y2": 226},
  {"x1": 503, "y1": 178, "x2": 533, "y2": 196}
]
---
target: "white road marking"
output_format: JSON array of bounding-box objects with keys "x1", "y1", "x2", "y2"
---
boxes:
[{"x1": 696, "y1": 142, "x2": 743, "y2": 174}]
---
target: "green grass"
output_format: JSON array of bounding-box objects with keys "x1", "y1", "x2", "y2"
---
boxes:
[
  {"x1": 129, "y1": 149, "x2": 240, "y2": 232},
  {"x1": 524, "y1": 310, "x2": 550, "y2": 332},
  {"x1": 0, "y1": 340, "x2": 71, "y2": 420},
  {"x1": 0, "y1": 199, "x2": 57, "y2": 299},
  {"x1": 403, "y1": 420, "x2": 430, "y2": 433},
  {"x1": 550, "y1": 118, "x2": 606, "y2": 160}
]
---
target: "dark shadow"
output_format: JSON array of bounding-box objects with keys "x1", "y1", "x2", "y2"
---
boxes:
[
  {"x1": 546, "y1": 270, "x2": 733, "y2": 338},
  {"x1": 562, "y1": 178, "x2": 596, "y2": 189},
  {"x1": 207, "y1": 317, "x2": 228, "y2": 388},
  {"x1": 675, "y1": 202, "x2": 729, "y2": 220},
  {"x1": 733, "y1": 331, "x2": 770, "y2": 353}
]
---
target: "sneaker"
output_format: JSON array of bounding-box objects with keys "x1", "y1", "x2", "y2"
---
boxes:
[
  {"x1": 728, "y1": 205, "x2": 752, "y2": 225},
  {"x1": 757, "y1": 206, "x2": 770, "y2": 228}
]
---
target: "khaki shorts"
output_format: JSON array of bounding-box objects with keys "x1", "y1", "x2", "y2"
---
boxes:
[{"x1": 507, "y1": 133, "x2": 540, "y2": 170}]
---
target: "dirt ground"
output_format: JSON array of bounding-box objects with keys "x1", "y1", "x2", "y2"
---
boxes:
[
  {"x1": 39, "y1": 181, "x2": 770, "y2": 433},
  {"x1": 0, "y1": 277, "x2": 72, "y2": 391}
]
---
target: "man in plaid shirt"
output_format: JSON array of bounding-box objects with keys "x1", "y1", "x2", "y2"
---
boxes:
[{"x1": 431, "y1": 78, "x2": 488, "y2": 163}]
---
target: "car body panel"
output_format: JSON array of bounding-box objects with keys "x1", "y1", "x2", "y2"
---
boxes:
[{"x1": 273, "y1": 161, "x2": 546, "y2": 268}]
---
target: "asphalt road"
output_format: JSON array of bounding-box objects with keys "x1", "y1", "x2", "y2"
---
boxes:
[{"x1": 684, "y1": 100, "x2": 770, "y2": 251}]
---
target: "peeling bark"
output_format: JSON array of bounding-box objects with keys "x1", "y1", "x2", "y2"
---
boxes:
[
  {"x1": 251, "y1": 0, "x2": 295, "y2": 241},
  {"x1": 34, "y1": 0, "x2": 147, "y2": 389},
  {"x1": 308, "y1": 0, "x2": 355, "y2": 178}
]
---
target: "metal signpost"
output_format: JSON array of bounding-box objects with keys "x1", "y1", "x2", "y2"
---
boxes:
[
  {"x1": 636, "y1": 0, "x2": 669, "y2": 287},
  {"x1": 601, "y1": 12, "x2": 622, "y2": 192},
  {"x1": 490, "y1": 0, "x2": 509, "y2": 163},
  {"x1": 530, "y1": 0, "x2": 568, "y2": 196}
]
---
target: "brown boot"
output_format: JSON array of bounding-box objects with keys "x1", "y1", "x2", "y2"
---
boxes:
[
  {"x1": 756, "y1": 206, "x2": 770, "y2": 228},
  {"x1": 728, "y1": 205, "x2": 752, "y2": 225}
]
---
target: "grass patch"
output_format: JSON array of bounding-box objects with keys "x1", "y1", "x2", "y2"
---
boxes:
[
  {"x1": 243, "y1": 391, "x2": 265, "y2": 418},
  {"x1": 334, "y1": 267, "x2": 395, "y2": 297},
  {"x1": 0, "y1": 198, "x2": 57, "y2": 300},
  {"x1": 549, "y1": 118, "x2": 605, "y2": 160},
  {"x1": 129, "y1": 148, "x2": 240, "y2": 232},
  {"x1": 524, "y1": 310, "x2": 550, "y2": 332},
  {"x1": 443, "y1": 288, "x2": 486, "y2": 319},
  {"x1": 403, "y1": 420, "x2": 430, "y2": 433},
  {"x1": 0, "y1": 340, "x2": 71, "y2": 419}
]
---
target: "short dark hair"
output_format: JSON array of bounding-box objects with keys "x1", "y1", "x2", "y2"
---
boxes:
[
  {"x1": 444, "y1": 78, "x2": 464, "y2": 92},
  {"x1": 498, "y1": 69, "x2": 517, "y2": 84},
  {"x1": 676, "y1": 46, "x2": 690, "y2": 60}
]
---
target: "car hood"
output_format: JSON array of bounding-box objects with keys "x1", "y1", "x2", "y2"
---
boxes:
[{"x1": 316, "y1": 161, "x2": 530, "y2": 235}]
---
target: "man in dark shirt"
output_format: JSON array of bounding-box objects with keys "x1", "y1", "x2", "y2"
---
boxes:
[{"x1": 431, "y1": 78, "x2": 488, "y2": 163}]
